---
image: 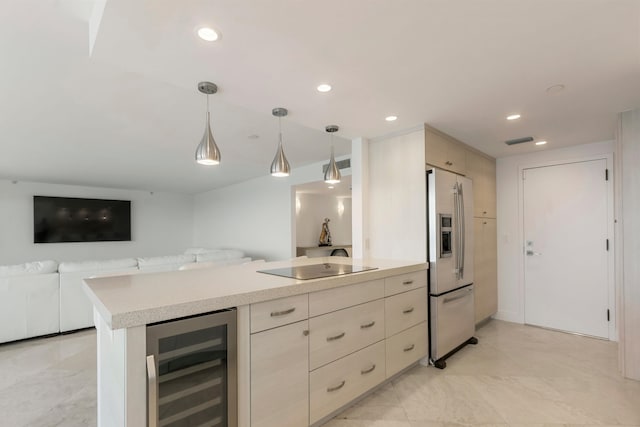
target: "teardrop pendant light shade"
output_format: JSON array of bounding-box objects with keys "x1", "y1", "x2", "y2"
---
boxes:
[
  {"x1": 195, "y1": 82, "x2": 221, "y2": 166},
  {"x1": 196, "y1": 111, "x2": 221, "y2": 165},
  {"x1": 324, "y1": 125, "x2": 341, "y2": 184},
  {"x1": 270, "y1": 108, "x2": 291, "y2": 177}
]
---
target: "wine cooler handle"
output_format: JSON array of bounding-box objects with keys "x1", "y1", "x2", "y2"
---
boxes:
[{"x1": 147, "y1": 355, "x2": 158, "y2": 427}]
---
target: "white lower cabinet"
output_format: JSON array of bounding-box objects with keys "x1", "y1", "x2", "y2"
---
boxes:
[
  {"x1": 309, "y1": 299, "x2": 385, "y2": 370},
  {"x1": 249, "y1": 272, "x2": 428, "y2": 427},
  {"x1": 250, "y1": 320, "x2": 309, "y2": 427},
  {"x1": 384, "y1": 287, "x2": 427, "y2": 337},
  {"x1": 309, "y1": 341, "x2": 386, "y2": 424},
  {"x1": 386, "y1": 321, "x2": 428, "y2": 378}
]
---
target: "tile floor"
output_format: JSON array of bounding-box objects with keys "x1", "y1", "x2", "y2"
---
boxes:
[{"x1": 0, "y1": 320, "x2": 638, "y2": 426}]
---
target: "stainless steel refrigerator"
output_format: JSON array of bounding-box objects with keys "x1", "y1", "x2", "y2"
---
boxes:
[{"x1": 427, "y1": 168, "x2": 477, "y2": 369}]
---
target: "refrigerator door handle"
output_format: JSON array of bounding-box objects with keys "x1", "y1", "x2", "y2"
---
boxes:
[
  {"x1": 459, "y1": 182, "x2": 465, "y2": 279},
  {"x1": 453, "y1": 184, "x2": 460, "y2": 279}
]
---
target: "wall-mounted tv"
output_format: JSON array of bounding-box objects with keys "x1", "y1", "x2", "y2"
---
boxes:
[{"x1": 34, "y1": 196, "x2": 131, "y2": 243}]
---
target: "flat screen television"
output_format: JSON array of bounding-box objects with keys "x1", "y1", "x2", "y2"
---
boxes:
[{"x1": 34, "y1": 196, "x2": 131, "y2": 243}]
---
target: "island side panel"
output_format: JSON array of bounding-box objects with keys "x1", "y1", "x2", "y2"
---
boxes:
[
  {"x1": 237, "y1": 305, "x2": 251, "y2": 427},
  {"x1": 95, "y1": 309, "x2": 146, "y2": 427}
]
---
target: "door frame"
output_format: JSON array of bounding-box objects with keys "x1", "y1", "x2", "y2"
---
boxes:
[{"x1": 517, "y1": 153, "x2": 616, "y2": 340}]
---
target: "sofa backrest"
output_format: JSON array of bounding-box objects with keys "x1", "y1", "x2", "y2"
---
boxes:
[
  {"x1": 137, "y1": 254, "x2": 197, "y2": 273},
  {"x1": 0, "y1": 260, "x2": 58, "y2": 277},
  {"x1": 58, "y1": 258, "x2": 138, "y2": 273}
]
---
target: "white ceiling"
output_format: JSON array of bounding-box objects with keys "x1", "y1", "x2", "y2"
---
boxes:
[{"x1": 1, "y1": 0, "x2": 638, "y2": 194}]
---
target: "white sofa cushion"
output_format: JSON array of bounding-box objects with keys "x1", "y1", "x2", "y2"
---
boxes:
[
  {"x1": 196, "y1": 249, "x2": 245, "y2": 263},
  {"x1": 137, "y1": 254, "x2": 196, "y2": 273},
  {"x1": 58, "y1": 258, "x2": 138, "y2": 273},
  {"x1": 0, "y1": 272, "x2": 60, "y2": 343},
  {"x1": 0, "y1": 260, "x2": 58, "y2": 277},
  {"x1": 58, "y1": 258, "x2": 138, "y2": 332}
]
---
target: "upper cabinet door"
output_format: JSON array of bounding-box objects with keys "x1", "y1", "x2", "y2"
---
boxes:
[
  {"x1": 465, "y1": 150, "x2": 496, "y2": 218},
  {"x1": 425, "y1": 127, "x2": 467, "y2": 175}
]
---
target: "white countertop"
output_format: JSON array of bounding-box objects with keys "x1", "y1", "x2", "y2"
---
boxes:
[{"x1": 83, "y1": 257, "x2": 427, "y2": 330}]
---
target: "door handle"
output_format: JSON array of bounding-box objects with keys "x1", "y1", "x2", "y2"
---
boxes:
[
  {"x1": 146, "y1": 355, "x2": 158, "y2": 427},
  {"x1": 526, "y1": 250, "x2": 542, "y2": 256}
]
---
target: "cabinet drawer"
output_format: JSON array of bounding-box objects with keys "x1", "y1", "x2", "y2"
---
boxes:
[
  {"x1": 384, "y1": 270, "x2": 427, "y2": 296},
  {"x1": 309, "y1": 341, "x2": 385, "y2": 424},
  {"x1": 309, "y1": 299, "x2": 384, "y2": 370},
  {"x1": 250, "y1": 294, "x2": 309, "y2": 333},
  {"x1": 385, "y1": 287, "x2": 427, "y2": 337},
  {"x1": 386, "y1": 321, "x2": 427, "y2": 378},
  {"x1": 309, "y1": 279, "x2": 384, "y2": 317}
]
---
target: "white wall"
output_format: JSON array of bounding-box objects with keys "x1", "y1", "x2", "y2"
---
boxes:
[
  {"x1": 193, "y1": 159, "x2": 351, "y2": 262},
  {"x1": 495, "y1": 141, "x2": 615, "y2": 324},
  {"x1": 367, "y1": 128, "x2": 426, "y2": 262},
  {"x1": 0, "y1": 180, "x2": 195, "y2": 265},
  {"x1": 295, "y1": 194, "x2": 352, "y2": 247},
  {"x1": 618, "y1": 109, "x2": 640, "y2": 380},
  {"x1": 351, "y1": 137, "x2": 369, "y2": 259}
]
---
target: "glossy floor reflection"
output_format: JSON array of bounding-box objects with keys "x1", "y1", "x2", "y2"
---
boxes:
[
  {"x1": 327, "y1": 321, "x2": 640, "y2": 427},
  {"x1": 0, "y1": 320, "x2": 638, "y2": 426}
]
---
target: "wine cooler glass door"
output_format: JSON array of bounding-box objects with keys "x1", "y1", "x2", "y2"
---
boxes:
[{"x1": 147, "y1": 310, "x2": 237, "y2": 427}]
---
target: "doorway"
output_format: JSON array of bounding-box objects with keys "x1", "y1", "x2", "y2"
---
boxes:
[
  {"x1": 293, "y1": 176, "x2": 353, "y2": 258},
  {"x1": 522, "y1": 158, "x2": 612, "y2": 339}
]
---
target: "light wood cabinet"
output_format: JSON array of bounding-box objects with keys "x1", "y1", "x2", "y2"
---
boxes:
[
  {"x1": 249, "y1": 269, "x2": 428, "y2": 426},
  {"x1": 309, "y1": 279, "x2": 384, "y2": 317},
  {"x1": 385, "y1": 321, "x2": 428, "y2": 378},
  {"x1": 425, "y1": 125, "x2": 467, "y2": 175},
  {"x1": 309, "y1": 299, "x2": 385, "y2": 370},
  {"x1": 466, "y1": 150, "x2": 497, "y2": 218},
  {"x1": 384, "y1": 270, "x2": 428, "y2": 296},
  {"x1": 250, "y1": 320, "x2": 309, "y2": 427},
  {"x1": 473, "y1": 218, "x2": 498, "y2": 323},
  {"x1": 309, "y1": 341, "x2": 385, "y2": 424},
  {"x1": 250, "y1": 294, "x2": 309, "y2": 333},
  {"x1": 384, "y1": 287, "x2": 427, "y2": 337}
]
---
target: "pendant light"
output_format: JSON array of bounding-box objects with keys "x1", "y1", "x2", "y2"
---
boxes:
[
  {"x1": 324, "y1": 125, "x2": 341, "y2": 184},
  {"x1": 270, "y1": 108, "x2": 291, "y2": 177},
  {"x1": 195, "y1": 81, "x2": 221, "y2": 165}
]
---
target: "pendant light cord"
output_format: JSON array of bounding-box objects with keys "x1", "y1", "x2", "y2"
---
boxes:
[{"x1": 278, "y1": 116, "x2": 283, "y2": 145}]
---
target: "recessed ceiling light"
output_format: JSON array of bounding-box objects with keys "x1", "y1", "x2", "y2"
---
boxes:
[
  {"x1": 385, "y1": 115, "x2": 398, "y2": 122},
  {"x1": 535, "y1": 140, "x2": 547, "y2": 146},
  {"x1": 546, "y1": 84, "x2": 565, "y2": 94},
  {"x1": 328, "y1": 186, "x2": 335, "y2": 189},
  {"x1": 197, "y1": 27, "x2": 219, "y2": 41},
  {"x1": 506, "y1": 114, "x2": 521, "y2": 121},
  {"x1": 317, "y1": 84, "x2": 332, "y2": 93}
]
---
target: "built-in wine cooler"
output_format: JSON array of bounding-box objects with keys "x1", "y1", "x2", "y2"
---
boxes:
[{"x1": 146, "y1": 309, "x2": 237, "y2": 427}]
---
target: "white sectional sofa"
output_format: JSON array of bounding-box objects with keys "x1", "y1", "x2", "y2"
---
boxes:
[
  {"x1": 0, "y1": 260, "x2": 60, "y2": 343},
  {"x1": 58, "y1": 258, "x2": 139, "y2": 332},
  {"x1": 0, "y1": 248, "x2": 249, "y2": 343}
]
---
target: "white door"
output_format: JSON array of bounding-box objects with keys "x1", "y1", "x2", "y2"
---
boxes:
[{"x1": 523, "y1": 159, "x2": 610, "y2": 338}]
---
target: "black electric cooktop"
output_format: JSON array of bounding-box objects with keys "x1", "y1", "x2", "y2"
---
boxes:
[{"x1": 257, "y1": 263, "x2": 377, "y2": 280}]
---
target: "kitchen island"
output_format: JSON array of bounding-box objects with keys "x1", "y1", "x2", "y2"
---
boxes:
[{"x1": 84, "y1": 256, "x2": 428, "y2": 427}]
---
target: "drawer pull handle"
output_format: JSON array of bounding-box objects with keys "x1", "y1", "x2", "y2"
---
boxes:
[
  {"x1": 402, "y1": 280, "x2": 414, "y2": 285},
  {"x1": 360, "y1": 364, "x2": 376, "y2": 375},
  {"x1": 403, "y1": 307, "x2": 415, "y2": 314},
  {"x1": 270, "y1": 307, "x2": 295, "y2": 317},
  {"x1": 303, "y1": 330, "x2": 309, "y2": 336},
  {"x1": 327, "y1": 380, "x2": 346, "y2": 392},
  {"x1": 403, "y1": 344, "x2": 415, "y2": 352},
  {"x1": 360, "y1": 321, "x2": 376, "y2": 329},
  {"x1": 327, "y1": 332, "x2": 346, "y2": 342}
]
